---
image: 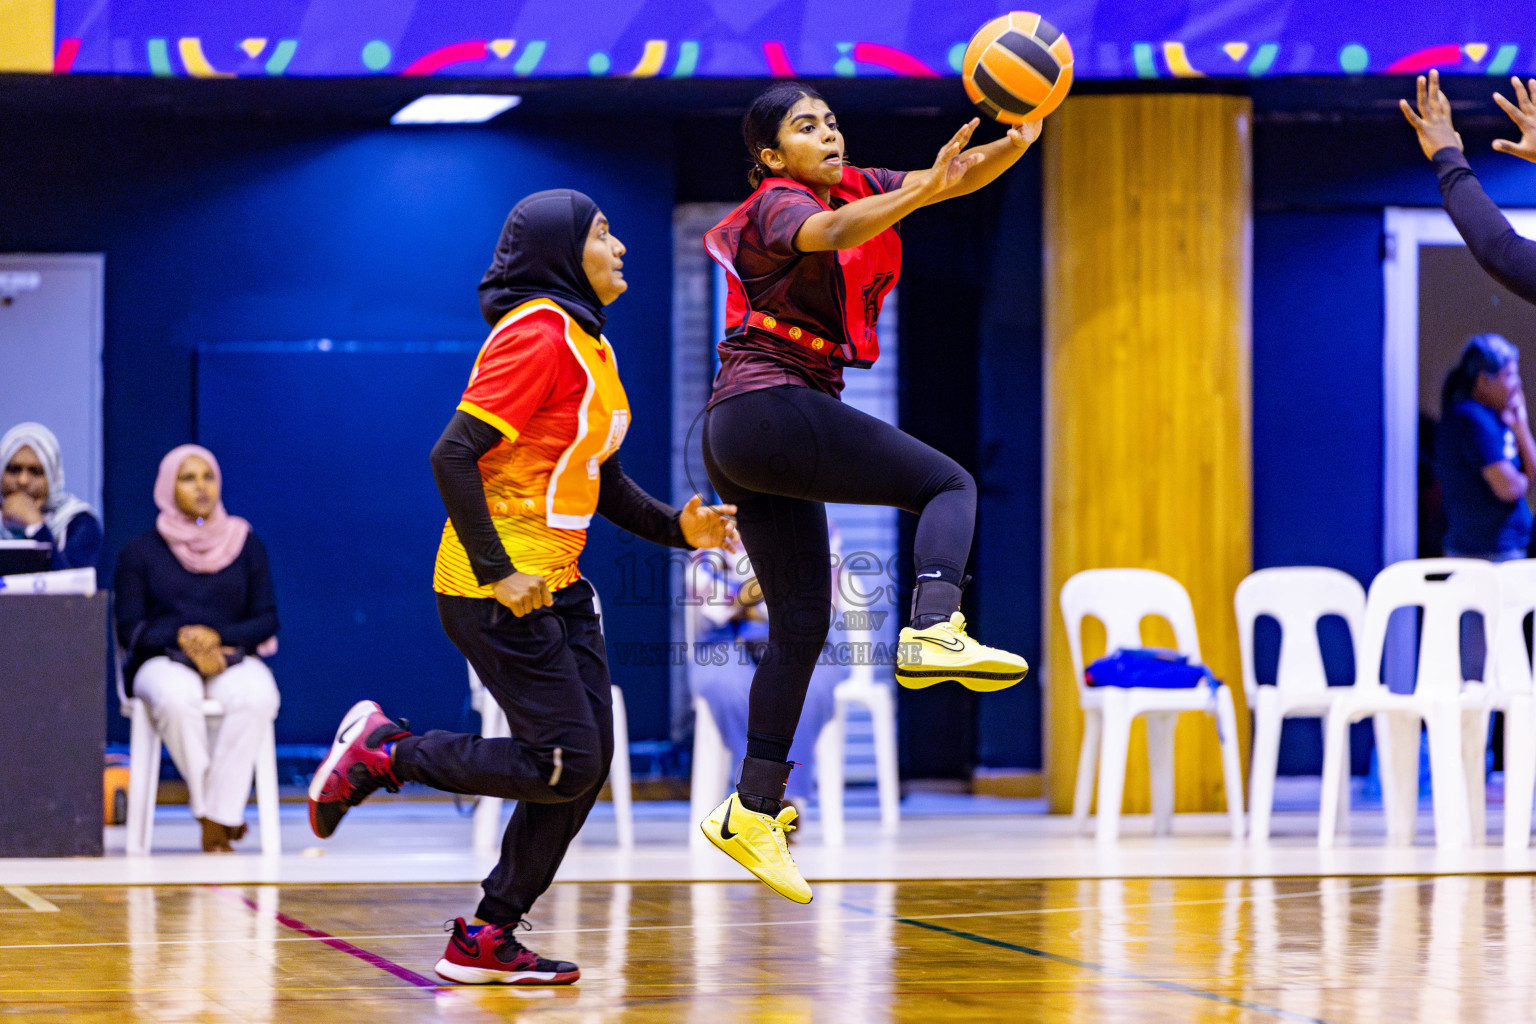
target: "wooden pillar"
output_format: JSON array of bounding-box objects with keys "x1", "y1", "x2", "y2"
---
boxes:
[{"x1": 1043, "y1": 94, "x2": 1252, "y2": 814}]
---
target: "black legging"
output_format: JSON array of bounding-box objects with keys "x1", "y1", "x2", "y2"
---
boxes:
[
  {"x1": 702, "y1": 384, "x2": 976, "y2": 761},
  {"x1": 394, "y1": 582, "x2": 612, "y2": 925}
]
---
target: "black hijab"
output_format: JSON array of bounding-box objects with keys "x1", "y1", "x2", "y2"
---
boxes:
[{"x1": 478, "y1": 189, "x2": 606, "y2": 336}]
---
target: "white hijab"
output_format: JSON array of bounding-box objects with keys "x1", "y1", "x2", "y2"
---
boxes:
[{"x1": 0, "y1": 422, "x2": 98, "y2": 540}]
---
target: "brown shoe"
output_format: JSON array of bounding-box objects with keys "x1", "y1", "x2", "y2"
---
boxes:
[{"x1": 199, "y1": 817, "x2": 247, "y2": 853}]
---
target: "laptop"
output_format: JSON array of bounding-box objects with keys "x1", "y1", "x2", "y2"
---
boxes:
[{"x1": 0, "y1": 540, "x2": 54, "y2": 576}]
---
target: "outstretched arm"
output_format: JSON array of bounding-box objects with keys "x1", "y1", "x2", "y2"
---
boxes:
[
  {"x1": 1403, "y1": 69, "x2": 1536, "y2": 306},
  {"x1": 597, "y1": 457, "x2": 740, "y2": 551},
  {"x1": 905, "y1": 121, "x2": 1041, "y2": 203},
  {"x1": 597, "y1": 457, "x2": 689, "y2": 548},
  {"x1": 793, "y1": 120, "x2": 985, "y2": 252}
]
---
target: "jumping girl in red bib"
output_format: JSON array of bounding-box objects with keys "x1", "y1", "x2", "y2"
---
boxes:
[{"x1": 699, "y1": 83, "x2": 1043, "y2": 901}]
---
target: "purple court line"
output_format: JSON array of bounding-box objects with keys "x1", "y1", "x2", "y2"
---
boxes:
[{"x1": 210, "y1": 886, "x2": 443, "y2": 990}]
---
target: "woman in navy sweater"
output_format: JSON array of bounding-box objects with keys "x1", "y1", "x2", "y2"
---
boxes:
[{"x1": 115, "y1": 445, "x2": 279, "y2": 853}]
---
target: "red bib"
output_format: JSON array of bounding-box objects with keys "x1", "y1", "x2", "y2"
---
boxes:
[{"x1": 704, "y1": 167, "x2": 901, "y2": 369}]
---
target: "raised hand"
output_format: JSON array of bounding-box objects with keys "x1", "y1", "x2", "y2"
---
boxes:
[
  {"x1": 927, "y1": 118, "x2": 984, "y2": 191},
  {"x1": 1400, "y1": 69, "x2": 1463, "y2": 161},
  {"x1": 1505, "y1": 387, "x2": 1530, "y2": 430},
  {"x1": 1007, "y1": 119, "x2": 1042, "y2": 149},
  {"x1": 1493, "y1": 76, "x2": 1536, "y2": 163},
  {"x1": 0, "y1": 490, "x2": 42, "y2": 527}
]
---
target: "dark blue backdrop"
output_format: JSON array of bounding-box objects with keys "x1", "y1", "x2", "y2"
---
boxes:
[
  {"x1": 13, "y1": 84, "x2": 1536, "y2": 770},
  {"x1": 0, "y1": 116, "x2": 676, "y2": 746}
]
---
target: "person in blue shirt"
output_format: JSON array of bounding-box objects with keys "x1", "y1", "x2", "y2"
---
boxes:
[
  {"x1": 1, "y1": 422, "x2": 102, "y2": 571},
  {"x1": 1436, "y1": 334, "x2": 1535, "y2": 562},
  {"x1": 688, "y1": 547, "x2": 838, "y2": 822}
]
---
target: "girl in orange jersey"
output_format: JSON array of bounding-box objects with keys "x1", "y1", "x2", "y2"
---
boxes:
[{"x1": 307, "y1": 190, "x2": 737, "y2": 986}]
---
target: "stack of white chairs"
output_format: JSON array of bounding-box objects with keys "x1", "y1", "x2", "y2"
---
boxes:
[
  {"x1": 117, "y1": 665, "x2": 282, "y2": 856},
  {"x1": 468, "y1": 663, "x2": 633, "y2": 852},
  {"x1": 1491, "y1": 559, "x2": 1536, "y2": 849},
  {"x1": 1060, "y1": 568, "x2": 1245, "y2": 844},
  {"x1": 1235, "y1": 567, "x2": 1366, "y2": 843},
  {"x1": 1319, "y1": 558, "x2": 1499, "y2": 849}
]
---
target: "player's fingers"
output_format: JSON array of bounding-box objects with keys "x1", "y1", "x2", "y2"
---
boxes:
[
  {"x1": 1417, "y1": 74, "x2": 1428, "y2": 114},
  {"x1": 1399, "y1": 98, "x2": 1423, "y2": 128}
]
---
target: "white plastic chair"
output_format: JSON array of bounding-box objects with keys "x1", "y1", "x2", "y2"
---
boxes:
[
  {"x1": 468, "y1": 665, "x2": 633, "y2": 852},
  {"x1": 118, "y1": 663, "x2": 281, "y2": 856},
  {"x1": 685, "y1": 616, "x2": 899, "y2": 849},
  {"x1": 813, "y1": 626, "x2": 901, "y2": 847},
  {"x1": 1318, "y1": 558, "x2": 1498, "y2": 849},
  {"x1": 1491, "y1": 559, "x2": 1536, "y2": 849},
  {"x1": 1235, "y1": 567, "x2": 1366, "y2": 843},
  {"x1": 1060, "y1": 568, "x2": 1245, "y2": 844}
]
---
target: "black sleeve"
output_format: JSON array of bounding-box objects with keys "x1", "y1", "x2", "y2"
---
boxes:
[
  {"x1": 1435, "y1": 147, "x2": 1536, "y2": 306},
  {"x1": 430, "y1": 410, "x2": 516, "y2": 585},
  {"x1": 219, "y1": 534, "x2": 279, "y2": 650},
  {"x1": 597, "y1": 456, "x2": 691, "y2": 549},
  {"x1": 113, "y1": 539, "x2": 149, "y2": 650}
]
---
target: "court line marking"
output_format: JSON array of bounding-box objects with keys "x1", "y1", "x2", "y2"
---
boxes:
[
  {"x1": 0, "y1": 878, "x2": 1433, "y2": 951},
  {"x1": 885, "y1": 913, "x2": 1338, "y2": 1024},
  {"x1": 3, "y1": 886, "x2": 59, "y2": 913},
  {"x1": 209, "y1": 886, "x2": 444, "y2": 991}
]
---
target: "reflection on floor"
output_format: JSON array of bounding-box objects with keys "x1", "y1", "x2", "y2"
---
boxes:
[
  {"x1": 2, "y1": 876, "x2": 1531, "y2": 1023},
  {"x1": 12, "y1": 780, "x2": 1536, "y2": 887}
]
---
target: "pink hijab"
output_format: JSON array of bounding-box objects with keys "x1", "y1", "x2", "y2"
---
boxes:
[{"x1": 154, "y1": 444, "x2": 251, "y2": 575}]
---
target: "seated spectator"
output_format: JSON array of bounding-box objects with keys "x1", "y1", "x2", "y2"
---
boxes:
[
  {"x1": 1, "y1": 422, "x2": 102, "y2": 570},
  {"x1": 115, "y1": 444, "x2": 279, "y2": 853},
  {"x1": 689, "y1": 547, "x2": 838, "y2": 818}
]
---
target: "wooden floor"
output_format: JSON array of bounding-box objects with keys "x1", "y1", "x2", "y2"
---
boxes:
[{"x1": 5, "y1": 874, "x2": 1534, "y2": 1022}]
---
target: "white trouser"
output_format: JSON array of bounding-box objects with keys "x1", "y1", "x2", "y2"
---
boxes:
[{"x1": 133, "y1": 656, "x2": 280, "y2": 827}]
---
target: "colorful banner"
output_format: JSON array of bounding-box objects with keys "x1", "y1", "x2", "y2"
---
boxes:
[{"x1": 28, "y1": 1, "x2": 1536, "y2": 81}]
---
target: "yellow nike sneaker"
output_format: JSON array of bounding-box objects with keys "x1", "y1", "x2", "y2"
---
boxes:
[
  {"x1": 896, "y1": 611, "x2": 1029, "y2": 692},
  {"x1": 701, "y1": 793, "x2": 812, "y2": 904}
]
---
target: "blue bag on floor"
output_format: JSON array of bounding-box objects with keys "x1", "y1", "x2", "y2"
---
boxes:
[{"x1": 1085, "y1": 648, "x2": 1218, "y2": 689}]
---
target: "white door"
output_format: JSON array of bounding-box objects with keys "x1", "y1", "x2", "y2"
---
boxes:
[{"x1": 0, "y1": 254, "x2": 105, "y2": 514}]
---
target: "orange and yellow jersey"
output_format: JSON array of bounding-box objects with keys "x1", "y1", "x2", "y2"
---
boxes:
[{"x1": 433, "y1": 299, "x2": 631, "y2": 597}]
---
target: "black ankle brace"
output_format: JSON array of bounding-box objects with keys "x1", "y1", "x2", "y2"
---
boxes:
[
  {"x1": 735, "y1": 754, "x2": 791, "y2": 814},
  {"x1": 911, "y1": 559, "x2": 969, "y2": 628}
]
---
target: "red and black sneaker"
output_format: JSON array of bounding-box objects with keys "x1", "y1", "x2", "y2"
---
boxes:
[
  {"x1": 307, "y1": 700, "x2": 410, "y2": 839},
  {"x1": 434, "y1": 918, "x2": 581, "y2": 985}
]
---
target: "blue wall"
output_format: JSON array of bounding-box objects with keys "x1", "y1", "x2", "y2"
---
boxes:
[
  {"x1": 1246, "y1": 114, "x2": 1536, "y2": 771},
  {"x1": 973, "y1": 160, "x2": 1045, "y2": 770},
  {"x1": 1, "y1": 117, "x2": 677, "y2": 746},
  {"x1": 15, "y1": 93, "x2": 1536, "y2": 772}
]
